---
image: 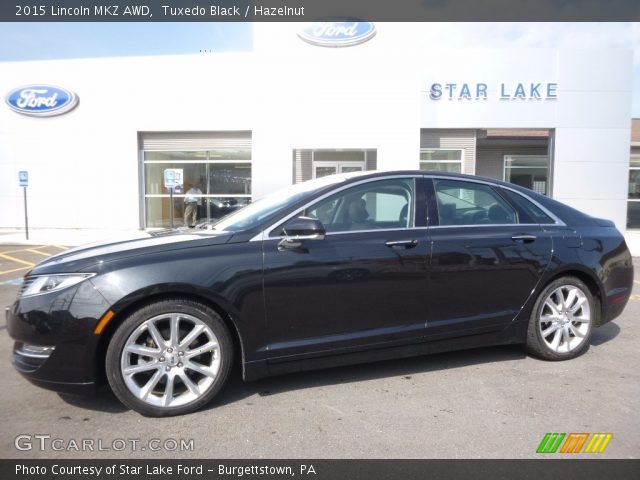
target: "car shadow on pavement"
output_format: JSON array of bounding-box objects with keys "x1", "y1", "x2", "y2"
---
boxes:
[
  {"x1": 589, "y1": 320, "x2": 621, "y2": 346},
  {"x1": 208, "y1": 344, "x2": 527, "y2": 410},
  {"x1": 209, "y1": 320, "x2": 623, "y2": 411},
  {"x1": 53, "y1": 345, "x2": 525, "y2": 415},
  {"x1": 58, "y1": 389, "x2": 128, "y2": 413},
  {"x1": 55, "y1": 321, "x2": 622, "y2": 415}
]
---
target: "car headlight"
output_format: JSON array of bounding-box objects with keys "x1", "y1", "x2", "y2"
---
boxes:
[{"x1": 20, "y1": 273, "x2": 96, "y2": 298}]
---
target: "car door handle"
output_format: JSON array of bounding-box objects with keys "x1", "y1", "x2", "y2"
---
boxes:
[
  {"x1": 511, "y1": 234, "x2": 537, "y2": 243},
  {"x1": 385, "y1": 240, "x2": 418, "y2": 249}
]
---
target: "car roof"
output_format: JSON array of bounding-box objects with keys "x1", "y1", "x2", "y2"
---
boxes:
[{"x1": 341, "y1": 169, "x2": 513, "y2": 186}]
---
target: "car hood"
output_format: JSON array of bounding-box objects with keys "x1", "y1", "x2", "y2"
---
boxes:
[{"x1": 29, "y1": 229, "x2": 234, "y2": 275}]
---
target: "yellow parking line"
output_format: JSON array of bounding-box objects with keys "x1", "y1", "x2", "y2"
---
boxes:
[
  {"x1": 52, "y1": 245, "x2": 69, "y2": 250},
  {"x1": 25, "y1": 248, "x2": 51, "y2": 257},
  {"x1": 0, "y1": 265, "x2": 31, "y2": 275},
  {"x1": 630, "y1": 294, "x2": 640, "y2": 301},
  {"x1": 0, "y1": 247, "x2": 42, "y2": 255},
  {"x1": 634, "y1": 280, "x2": 640, "y2": 285},
  {"x1": 0, "y1": 252, "x2": 35, "y2": 267}
]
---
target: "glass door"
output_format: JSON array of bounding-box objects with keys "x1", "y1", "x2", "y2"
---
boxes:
[
  {"x1": 340, "y1": 164, "x2": 364, "y2": 174},
  {"x1": 313, "y1": 162, "x2": 365, "y2": 178},
  {"x1": 312, "y1": 150, "x2": 366, "y2": 179},
  {"x1": 314, "y1": 163, "x2": 339, "y2": 179},
  {"x1": 504, "y1": 155, "x2": 550, "y2": 195},
  {"x1": 143, "y1": 149, "x2": 251, "y2": 228}
]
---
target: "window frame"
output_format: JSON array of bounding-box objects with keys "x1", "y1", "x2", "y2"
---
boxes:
[
  {"x1": 627, "y1": 154, "x2": 640, "y2": 230},
  {"x1": 311, "y1": 150, "x2": 367, "y2": 179},
  {"x1": 503, "y1": 154, "x2": 550, "y2": 196},
  {"x1": 419, "y1": 148, "x2": 464, "y2": 173},
  {"x1": 141, "y1": 149, "x2": 252, "y2": 228}
]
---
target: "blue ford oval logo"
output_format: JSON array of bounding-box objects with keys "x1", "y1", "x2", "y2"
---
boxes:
[
  {"x1": 6, "y1": 85, "x2": 79, "y2": 117},
  {"x1": 298, "y1": 22, "x2": 377, "y2": 47}
]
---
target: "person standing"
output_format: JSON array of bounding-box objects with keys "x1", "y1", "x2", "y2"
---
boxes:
[{"x1": 184, "y1": 184, "x2": 203, "y2": 227}]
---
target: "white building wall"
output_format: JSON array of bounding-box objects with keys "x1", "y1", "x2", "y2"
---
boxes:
[
  {"x1": 0, "y1": 53, "x2": 259, "y2": 230},
  {"x1": 552, "y1": 50, "x2": 633, "y2": 230},
  {"x1": 252, "y1": 23, "x2": 420, "y2": 189},
  {"x1": 0, "y1": 23, "x2": 635, "y2": 252},
  {"x1": 417, "y1": 47, "x2": 633, "y2": 231}
]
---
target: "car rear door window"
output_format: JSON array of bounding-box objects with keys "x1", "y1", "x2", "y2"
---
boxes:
[{"x1": 433, "y1": 179, "x2": 517, "y2": 226}]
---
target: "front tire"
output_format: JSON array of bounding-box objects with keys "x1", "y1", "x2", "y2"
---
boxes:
[
  {"x1": 526, "y1": 277, "x2": 595, "y2": 361},
  {"x1": 105, "y1": 299, "x2": 233, "y2": 417}
]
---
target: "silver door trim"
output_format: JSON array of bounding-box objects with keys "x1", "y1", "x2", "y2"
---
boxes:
[{"x1": 250, "y1": 173, "x2": 565, "y2": 242}]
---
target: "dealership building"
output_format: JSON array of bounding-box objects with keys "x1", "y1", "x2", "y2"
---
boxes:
[{"x1": 1, "y1": 24, "x2": 637, "y2": 251}]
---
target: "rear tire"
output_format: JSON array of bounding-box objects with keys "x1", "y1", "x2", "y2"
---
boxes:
[
  {"x1": 526, "y1": 277, "x2": 594, "y2": 361},
  {"x1": 105, "y1": 299, "x2": 233, "y2": 417}
]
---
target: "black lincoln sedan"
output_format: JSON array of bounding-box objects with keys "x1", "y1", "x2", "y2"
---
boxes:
[{"x1": 7, "y1": 171, "x2": 633, "y2": 416}]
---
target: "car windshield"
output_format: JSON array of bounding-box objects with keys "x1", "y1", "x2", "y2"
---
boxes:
[{"x1": 209, "y1": 174, "x2": 356, "y2": 232}]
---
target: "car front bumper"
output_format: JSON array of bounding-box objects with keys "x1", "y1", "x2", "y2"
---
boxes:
[{"x1": 7, "y1": 280, "x2": 112, "y2": 395}]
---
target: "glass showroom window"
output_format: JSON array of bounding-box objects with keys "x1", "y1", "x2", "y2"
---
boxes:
[
  {"x1": 312, "y1": 150, "x2": 366, "y2": 178},
  {"x1": 627, "y1": 156, "x2": 640, "y2": 229},
  {"x1": 504, "y1": 155, "x2": 550, "y2": 196},
  {"x1": 143, "y1": 150, "x2": 251, "y2": 228},
  {"x1": 419, "y1": 149, "x2": 463, "y2": 173}
]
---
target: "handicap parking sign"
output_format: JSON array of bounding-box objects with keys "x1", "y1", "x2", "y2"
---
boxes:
[
  {"x1": 164, "y1": 168, "x2": 183, "y2": 189},
  {"x1": 19, "y1": 171, "x2": 28, "y2": 187}
]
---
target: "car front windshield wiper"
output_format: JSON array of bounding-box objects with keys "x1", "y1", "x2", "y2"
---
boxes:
[{"x1": 196, "y1": 222, "x2": 230, "y2": 231}]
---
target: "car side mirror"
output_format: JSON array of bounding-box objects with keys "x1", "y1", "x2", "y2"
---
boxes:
[{"x1": 278, "y1": 216, "x2": 326, "y2": 250}]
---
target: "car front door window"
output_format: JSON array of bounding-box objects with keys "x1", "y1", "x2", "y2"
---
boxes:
[{"x1": 305, "y1": 178, "x2": 415, "y2": 233}]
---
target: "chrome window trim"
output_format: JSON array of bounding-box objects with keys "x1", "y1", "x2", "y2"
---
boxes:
[
  {"x1": 266, "y1": 226, "x2": 430, "y2": 241},
  {"x1": 429, "y1": 223, "x2": 541, "y2": 230},
  {"x1": 250, "y1": 175, "x2": 422, "y2": 242},
  {"x1": 429, "y1": 223, "x2": 562, "y2": 229},
  {"x1": 428, "y1": 174, "x2": 566, "y2": 227},
  {"x1": 419, "y1": 148, "x2": 464, "y2": 173},
  {"x1": 250, "y1": 173, "x2": 565, "y2": 242}
]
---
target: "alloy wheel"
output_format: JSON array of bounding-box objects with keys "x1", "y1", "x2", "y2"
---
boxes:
[
  {"x1": 120, "y1": 312, "x2": 221, "y2": 408},
  {"x1": 538, "y1": 285, "x2": 591, "y2": 354}
]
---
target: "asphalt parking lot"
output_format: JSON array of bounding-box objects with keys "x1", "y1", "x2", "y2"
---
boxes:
[
  {"x1": 0, "y1": 246, "x2": 638, "y2": 459},
  {"x1": 0, "y1": 245, "x2": 69, "y2": 285}
]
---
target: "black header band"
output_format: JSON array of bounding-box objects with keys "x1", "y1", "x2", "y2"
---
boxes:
[
  {"x1": 3, "y1": 0, "x2": 640, "y2": 22},
  {"x1": 2, "y1": 459, "x2": 640, "y2": 480}
]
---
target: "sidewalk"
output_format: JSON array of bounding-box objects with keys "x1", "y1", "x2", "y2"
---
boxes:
[{"x1": 0, "y1": 228, "x2": 144, "y2": 247}]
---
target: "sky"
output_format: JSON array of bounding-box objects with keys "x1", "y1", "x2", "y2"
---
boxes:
[
  {"x1": 0, "y1": 22, "x2": 638, "y2": 116},
  {"x1": 0, "y1": 23, "x2": 252, "y2": 59}
]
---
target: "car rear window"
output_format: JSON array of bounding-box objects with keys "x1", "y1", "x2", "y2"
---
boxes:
[{"x1": 499, "y1": 188, "x2": 555, "y2": 224}]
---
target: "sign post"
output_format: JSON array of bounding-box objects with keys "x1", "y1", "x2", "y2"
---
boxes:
[
  {"x1": 19, "y1": 171, "x2": 29, "y2": 240},
  {"x1": 163, "y1": 169, "x2": 184, "y2": 229}
]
